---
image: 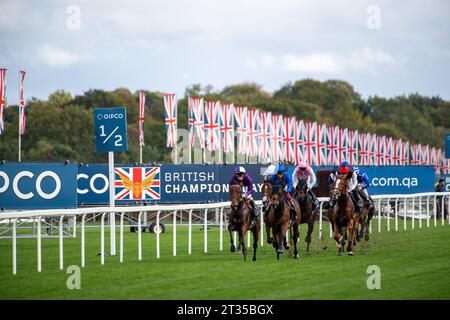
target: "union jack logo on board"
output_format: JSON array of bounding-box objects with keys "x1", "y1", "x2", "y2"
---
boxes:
[{"x1": 115, "y1": 167, "x2": 161, "y2": 201}]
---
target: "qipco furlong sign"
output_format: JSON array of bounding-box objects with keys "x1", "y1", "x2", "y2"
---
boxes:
[{"x1": 0, "y1": 163, "x2": 77, "y2": 210}]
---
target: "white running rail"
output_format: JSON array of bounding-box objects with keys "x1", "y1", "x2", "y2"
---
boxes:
[{"x1": 1, "y1": 192, "x2": 449, "y2": 275}]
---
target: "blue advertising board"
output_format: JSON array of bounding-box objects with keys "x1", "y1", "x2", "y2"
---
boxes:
[
  {"x1": 94, "y1": 107, "x2": 128, "y2": 152},
  {"x1": 76, "y1": 164, "x2": 437, "y2": 205},
  {"x1": 446, "y1": 133, "x2": 450, "y2": 159},
  {"x1": 0, "y1": 163, "x2": 77, "y2": 209}
]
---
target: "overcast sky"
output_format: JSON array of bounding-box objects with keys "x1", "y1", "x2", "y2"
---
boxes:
[{"x1": 1, "y1": 0, "x2": 449, "y2": 104}]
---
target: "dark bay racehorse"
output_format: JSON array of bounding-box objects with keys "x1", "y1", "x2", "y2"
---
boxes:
[
  {"x1": 328, "y1": 176, "x2": 356, "y2": 256},
  {"x1": 355, "y1": 194, "x2": 376, "y2": 243},
  {"x1": 293, "y1": 178, "x2": 316, "y2": 253},
  {"x1": 261, "y1": 180, "x2": 273, "y2": 244},
  {"x1": 228, "y1": 184, "x2": 260, "y2": 261},
  {"x1": 266, "y1": 188, "x2": 302, "y2": 260}
]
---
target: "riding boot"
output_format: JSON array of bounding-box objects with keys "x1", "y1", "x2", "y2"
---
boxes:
[
  {"x1": 352, "y1": 190, "x2": 363, "y2": 214},
  {"x1": 250, "y1": 199, "x2": 259, "y2": 220},
  {"x1": 289, "y1": 199, "x2": 297, "y2": 223},
  {"x1": 308, "y1": 189, "x2": 320, "y2": 210}
]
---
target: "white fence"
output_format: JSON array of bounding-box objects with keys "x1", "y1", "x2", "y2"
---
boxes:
[{"x1": 1, "y1": 192, "x2": 449, "y2": 275}]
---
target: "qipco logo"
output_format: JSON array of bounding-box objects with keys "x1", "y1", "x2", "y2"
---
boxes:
[
  {"x1": 0, "y1": 170, "x2": 62, "y2": 200},
  {"x1": 96, "y1": 113, "x2": 124, "y2": 120}
]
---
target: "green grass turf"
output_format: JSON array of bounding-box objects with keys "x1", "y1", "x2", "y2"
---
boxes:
[{"x1": 1, "y1": 218, "x2": 450, "y2": 299}]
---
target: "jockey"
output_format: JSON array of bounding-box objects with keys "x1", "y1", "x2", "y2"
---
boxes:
[
  {"x1": 353, "y1": 166, "x2": 375, "y2": 210},
  {"x1": 268, "y1": 164, "x2": 297, "y2": 222},
  {"x1": 229, "y1": 166, "x2": 259, "y2": 222},
  {"x1": 292, "y1": 161, "x2": 320, "y2": 211},
  {"x1": 329, "y1": 161, "x2": 364, "y2": 214},
  {"x1": 262, "y1": 163, "x2": 278, "y2": 182}
]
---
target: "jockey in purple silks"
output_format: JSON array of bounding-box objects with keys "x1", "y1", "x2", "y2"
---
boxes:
[{"x1": 229, "y1": 166, "x2": 259, "y2": 224}]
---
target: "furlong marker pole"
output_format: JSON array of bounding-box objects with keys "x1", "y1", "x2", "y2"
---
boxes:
[{"x1": 109, "y1": 151, "x2": 116, "y2": 256}]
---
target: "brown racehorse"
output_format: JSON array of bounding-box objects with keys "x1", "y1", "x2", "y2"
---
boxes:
[
  {"x1": 228, "y1": 184, "x2": 260, "y2": 261},
  {"x1": 328, "y1": 176, "x2": 356, "y2": 256},
  {"x1": 293, "y1": 177, "x2": 317, "y2": 253},
  {"x1": 266, "y1": 187, "x2": 302, "y2": 260},
  {"x1": 261, "y1": 180, "x2": 274, "y2": 244},
  {"x1": 355, "y1": 193, "x2": 376, "y2": 243}
]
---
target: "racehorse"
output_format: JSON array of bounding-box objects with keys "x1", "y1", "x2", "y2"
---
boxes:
[
  {"x1": 261, "y1": 180, "x2": 273, "y2": 244},
  {"x1": 266, "y1": 187, "x2": 302, "y2": 260},
  {"x1": 355, "y1": 193, "x2": 376, "y2": 242},
  {"x1": 293, "y1": 177, "x2": 316, "y2": 253},
  {"x1": 328, "y1": 176, "x2": 356, "y2": 256},
  {"x1": 228, "y1": 184, "x2": 260, "y2": 261}
]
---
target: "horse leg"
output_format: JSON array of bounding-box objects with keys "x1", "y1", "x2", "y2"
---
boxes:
[
  {"x1": 239, "y1": 229, "x2": 247, "y2": 261},
  {"x1": 278, "y1": 224, "x2": 287, "y2": 255},
  {"x1": 283, "y1": 233, "x2": 290, "y2": 250},
  {"x1": 354, "y1": 214, "x2": 361, "y2": 244},
  {"x1": 251, "y1": 225, "x2": 259, "y2": 261},
  {"x1": 337, "y1": 225, "x2": 346, "y2": 256},
  {"x1": 293, "y1": 224, "x2": 300, "y2": 259},
  {"x1": 333, "y1": 222, "x2": 342, "y2": 254},
  {"x1": 365, "y1": 208, "x2": 375, "y2": 241},
  {"x1": 229, "y1": 229, "x2": 236, "y2": 253},
  {"x1": 347, "y1": 217, "x2": 355, "y2": 256},
  {"x1": 305, "y1": 212, "x2": 314, "y2": 253},
  {"x1": 265, "y1": 223, "x2": 273, "y2": 244}
]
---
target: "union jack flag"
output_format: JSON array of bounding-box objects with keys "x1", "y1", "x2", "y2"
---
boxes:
[
  {"x1": 247, "y1": 108, "x2": 259, "y2": 157},
  {"x1": 191, "y1": 97, "x2": 205, "y2": 148},
  {"x1": 258, "y1": 111, "x2": 272, "y2": 161},
  {"x1": 234, "y1": 106, "x2": 248, "y2": 155},
  {"x1": 0, "y1": 68, "x2": 6, "y2": 135},
  {"x1": 115, "y1": 167, "x2": 161, "y2": 201},
  {"x1": 293, "y1": 120, "x2": 305, "y2": 165},
  {"x1": 219, "y1": 103, "x2": 234, "y2": 153},
  {"x1": 271, "y1": 114, "x2": 283, "y2": 162},
  {"x1": 19, "y1": 70, "x2": 26, "y2": 135},
  {"x1": 421, "y1": 144, "x2": 430, "y2": 166},
  {"x1": 402, "y1": 140, "x2": 409, "y2": 165},
  {"x1": 188, "y1": 97, "x2": 195, "y2": 148},
  {"x1": 338, "y1": 128, "x2": 349, "y2": 164},
  {"x1": 204, "y1": 100, "x2": 221, "y2": 152},
  {"x1": 138, "y1": 90, "x2": 145, "y2": 147},
  {"x1": 376, "y1": 136, "x2": 386, "y2": 166},
  {"x1": 368, "y1": 134, "x2": 377, "y2": 166},
  {"x1": 327, "y1": 125, "x2": 339, "y2": 166},
  {"x1": 164, "y1": 94, "x2": 177, "y2": 148},
  {"x1": 410, "y1": 144, "x2": 420, "y2": 165},
  {"x1": 307, "y1": 122, "x2": 327, "y2": 166},
  {"x1": 431, "y1": 147, "x2": 440, "y2": 174},
  {"x1": 358, "y1": 132, "x2": 369, "y2": 166},
  {"x1": 281, "y1": 116, "x2": 295, "y2": 163},
  {"x1": 392, "y1": 139, "x2": 401, "y2": 165},
  {"x1": 385, "y1": 137, "x2": 394, "y2": 165},
  {"x1": 348, "y1": 130, "x2": 358, "y2": 166}
]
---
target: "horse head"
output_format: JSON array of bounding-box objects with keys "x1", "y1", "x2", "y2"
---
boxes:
[
  {"x1": 330, "y1": 176, "x2": 346, "y2": 202},
  {"x1": 229, "y1": 184, "x2": 243, "y2": 211},
  {"x1": 270, "y1": 187, "x2": 284, "y2": 210},
  {"x1": 295, "y1": 177, "x2": 308, "y2": 200},
  {"x1": 261, "y1": 180, "x2": 272, "y2": 205}
]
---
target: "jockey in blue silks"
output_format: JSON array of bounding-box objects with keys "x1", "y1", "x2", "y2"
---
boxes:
[
  {"x1": 353, "y1": 166, "x2": 375, "y2": 210},
  {"x1": 268, "y1": 164, "x2": 297, "y2": 222},
  {"x1": 229, "y1": 166, "x2": 259, "y2": 223}
]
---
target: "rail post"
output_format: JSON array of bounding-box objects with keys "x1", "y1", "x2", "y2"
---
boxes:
[
  {"x1": 59, "y1": 216, "x2": 64, "y2": 270},
  {"x1": 37, "y1": 216, "x2": 42, "y2": 272}
]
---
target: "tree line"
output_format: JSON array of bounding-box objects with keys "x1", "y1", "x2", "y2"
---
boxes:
[{"x1": 0, "y1": 79, "x2": 448, "y2": 164}]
